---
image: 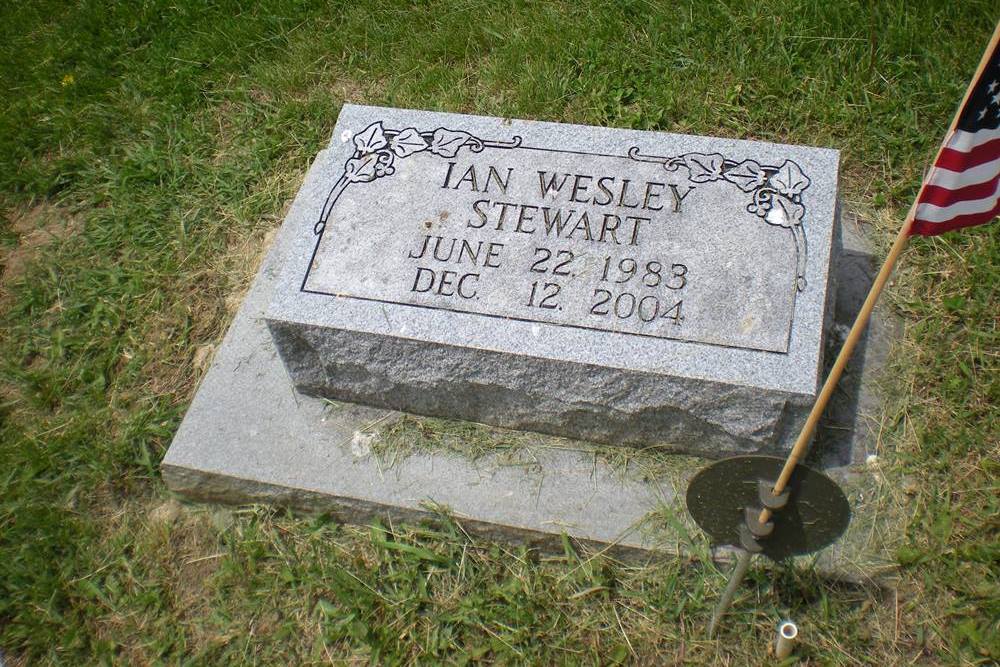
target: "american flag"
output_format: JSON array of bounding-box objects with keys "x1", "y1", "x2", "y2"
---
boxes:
[{"x1": 912, "y1": 31, "x2": 1000, "y2": 236}]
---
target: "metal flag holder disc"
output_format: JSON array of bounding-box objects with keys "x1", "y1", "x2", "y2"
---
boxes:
[
  {"x1": 687, "y1": 455, "x2": 850, "y2": 561},
  {"x1": 685, "y1": 455, "x2": 850, "y2": 636}
]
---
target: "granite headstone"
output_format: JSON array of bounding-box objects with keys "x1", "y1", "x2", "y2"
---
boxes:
[{"x1": 265, "y1": 105, "x2": 840, "y2": 456}]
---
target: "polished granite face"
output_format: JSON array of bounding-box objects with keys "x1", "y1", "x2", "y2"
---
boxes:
[{"x1": 265, "y1": 105, "x2": 841, "y2": 455}]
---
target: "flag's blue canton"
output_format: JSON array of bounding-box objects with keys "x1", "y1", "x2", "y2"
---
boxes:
[{"x1": 958, "y1": 43, "x2": 1000, "y2": 133}]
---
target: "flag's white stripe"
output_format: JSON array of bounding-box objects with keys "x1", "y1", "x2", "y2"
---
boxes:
[
  {"x1": 915, "y1": 178, "x2": 1000, "y2": 223},
  {"x1": 946, "y1": 126, "x2": 1000, "y2": 152},
  {"x1": 925, "y1": 155, "x2": 1000, "y2": 190}
]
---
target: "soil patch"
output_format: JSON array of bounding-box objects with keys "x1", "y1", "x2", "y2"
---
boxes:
[{"x1": 1, "y1": 203, "x2": 81, "y2": 308}]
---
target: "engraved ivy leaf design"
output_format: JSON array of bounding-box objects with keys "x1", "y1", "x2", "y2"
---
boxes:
[
  {"x1": 315, "y1": 120, "x2": 520, "y2": 237},
  {"x1": 353, "y1": 122, "x2": 388, "y2": 153},
  {"x1": 389, "y1": 127, "x2": 428, "y2": 157},
  {"x1": 345, "y1": 151, "x2": 394, "y2": 183},
  {"x1": 681, "y1": 153, "x2": 726, "y2": 182},
  {"x1": 626, "y1": 145, "x2": 812, "y2": 295},
  {"x1": 723, "y1": 159, "x2": 768, "y2": 192},
  {"x1": 770, "y1": 160, "x2": 810, "y2": 200},
  {"x1": 763, "y1": 194, "x2": 805, "y2": 228},
  {"x1": 428, "y1": 128, "x2": 472, "y2": 158}
]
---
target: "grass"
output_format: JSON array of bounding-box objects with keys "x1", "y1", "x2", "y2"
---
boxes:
[
  {"x1": 364, "y1": 409, "x2": 701, "y2": 484},
  {"x1": 1, "y1": 0, "x2": 997, "y2": 663}
]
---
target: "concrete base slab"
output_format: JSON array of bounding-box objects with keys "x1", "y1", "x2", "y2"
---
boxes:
[{"x1": 162, "y1": 189, "x2": 903, "y2": 583}]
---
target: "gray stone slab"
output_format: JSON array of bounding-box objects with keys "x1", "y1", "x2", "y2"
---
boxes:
[
  {"x1": 162, "y1": 149, "x2": 901, "y2": 583},
  {"x1": 265, "y1": 105, "x2": 841, "y2": 457}
]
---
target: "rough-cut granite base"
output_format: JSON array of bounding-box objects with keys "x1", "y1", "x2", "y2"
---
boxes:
[{"x1": 267, "y1": 321, "x2": 812, "y2": 457}]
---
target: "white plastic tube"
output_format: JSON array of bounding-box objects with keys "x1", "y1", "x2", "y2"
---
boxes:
[{"x1": 775, "y1": 620, "x2": 798, "y2": 660}]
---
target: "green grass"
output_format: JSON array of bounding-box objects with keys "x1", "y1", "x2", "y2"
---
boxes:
[{"x1": 1, "y1": 0, "x2": 997, "y2": 663}]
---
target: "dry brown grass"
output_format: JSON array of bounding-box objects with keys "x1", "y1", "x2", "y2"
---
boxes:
[{"x1": 1, "y1": 204, "x2": 82, "y2": 308}]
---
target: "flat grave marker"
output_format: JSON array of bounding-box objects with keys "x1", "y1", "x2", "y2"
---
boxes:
[
  {"x1": 164, "y1": 105, "x2": 903, "y2": 576},
  {"x1": 266, "y1": 105, "x2": 840, "y2": 456}
]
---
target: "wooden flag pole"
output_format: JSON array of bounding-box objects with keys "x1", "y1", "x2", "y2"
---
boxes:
[
  {"x1": 756, "y1": 20, "x2": 1000, "y2": 527},
  {"x1": 757, "y1": 209, "x2": 912, "y2": 525}
]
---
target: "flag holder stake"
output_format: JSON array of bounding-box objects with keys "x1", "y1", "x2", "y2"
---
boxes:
[{"x1": 701, "y1": 20, "x2": 1000, "y2": 637}]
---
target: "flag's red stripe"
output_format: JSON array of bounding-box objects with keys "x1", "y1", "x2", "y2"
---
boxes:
[
  {"x1": 911, "y1": 200, "x2": 1000, "y2": 236},
  {"x1": 918, "y1": 174, "x2": 1000, "y2": 208},
  {"x1": 935, "y1": 137, "x2": 1000, "y2": 171}
]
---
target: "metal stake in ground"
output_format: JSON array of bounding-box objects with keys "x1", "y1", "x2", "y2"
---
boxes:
[
  {"x1": 707, "y1": 550, "x2": 753, "y2": 638},
  {"x1": 686, "y1": 455, "x2": 850, "y2": 637}
]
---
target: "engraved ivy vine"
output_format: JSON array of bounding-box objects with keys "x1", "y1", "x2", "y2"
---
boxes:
[
  {"x1": 315, "y1": 121, "x2": 522, "y2": 234},
  {"x1": 628, "y1": 148, "x2": 812, "y2": 292}
]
